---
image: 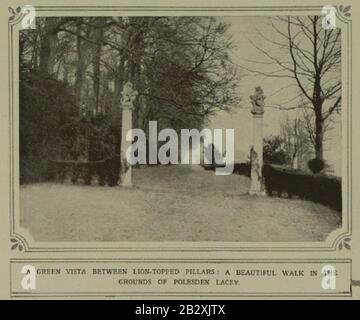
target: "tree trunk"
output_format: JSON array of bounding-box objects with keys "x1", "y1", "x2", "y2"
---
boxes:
[
  {"x1": 39, "y1": 18, "x2": 58, "y2": 75},
  {"x1": 74, "y1": 20, "x2": 87, "y2": 110},
  {"x1": 92, "y1": 25, "x2": 103, "y2": 115},
  {"x1": 314, "y1": 71, "x2": 324, "y2": 161},
  {"x1": 112, "y1": 57, "x2": 125, "y2": 113},
  {"x1": 314, "y1": 110, "x2": 324, "y2": 160}
]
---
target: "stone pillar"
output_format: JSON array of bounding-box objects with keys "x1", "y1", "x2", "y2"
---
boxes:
[
  {"x1": 120, "y1": 81, "x2": 138, "y2": 187},
  {"x1": 249, "y1": 86, "x2": 265, "y2": 195}
]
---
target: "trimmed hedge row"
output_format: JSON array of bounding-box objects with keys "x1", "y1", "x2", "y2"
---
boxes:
[
  {"x1": 202, "y1": 163, "x2": 251, "y2": 177},
  {"x1": 48, "y1": 156, "x2": 121, "y2": 186},
  {"x1": 262, "y1": 164, "x2": 342, "y2": 213},
  {"x1": 233, "y1": 163, "x2": 251, "y2": 177},
  {"x1": 202, "y1": 162, "x2": 341, "y2": 213}
]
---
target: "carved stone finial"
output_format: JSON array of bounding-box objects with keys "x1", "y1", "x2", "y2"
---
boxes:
[
  {"x1": 250, "y1": 86, "x2": 265, "y2": 115},
  {"x1": 120, "y1": 81, "x2": 138, "y2": 110}
]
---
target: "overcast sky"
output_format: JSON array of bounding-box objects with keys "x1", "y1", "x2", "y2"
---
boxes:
[{"x1": 207, "y1": 16, "x2": 341, "y2": 175}]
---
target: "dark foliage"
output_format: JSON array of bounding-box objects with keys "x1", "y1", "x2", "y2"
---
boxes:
[
  {"x1": 20, "y1": 71, "x2": 121, "y2": 184},
  {"x1": 20, "y1": 71, "x2": 78, "y2": 183},
  {"x1": 233, "y1": 162, "x2": 251, "y2": 177},
  {"x1": 202, "y1": 162, "x2": 250, "y2": 177},
  {"x1": 263, "y1": 136, "x2": 290, "y2": 165},
  {"x1": 262, "y1": 164, "x2": 341, "y2": 214},
  {"x1": 308, "y1": 158, "x2": 325, "y2": 174},
  {"x1": 202, "y1": 162, "x2": 340, "y2": 213},
  {"x1": 48, "y1": 156, "x2": 121, "y2": 186}
]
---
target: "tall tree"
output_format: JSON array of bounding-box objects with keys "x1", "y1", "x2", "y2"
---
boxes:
[
  {"x1": 38, "y1": 17, "x2": 58, "y2": 75},
  {"x1": 20, "y1": 16, "x2": 240, "y2": 163},
  {"x1": 90, "y1": 18, "x2": 105, "y2": 114},
  {"x1": 242, "y1": 16, "x2": 341, "y2": 160},
  {"x1": 74, "y1": 18, "x2": 88, "y2": 109},
  {"x1": 280, "y1": 113, "x2": 313, "y2": 169}
]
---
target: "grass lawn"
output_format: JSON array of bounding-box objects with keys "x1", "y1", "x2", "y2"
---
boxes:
[{"x1": 20, "y1": 165, "x2": 341, "y2": 242}]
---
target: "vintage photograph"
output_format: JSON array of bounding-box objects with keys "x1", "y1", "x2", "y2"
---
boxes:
[{"x1": 19, "y1": 15, "x2": 342, "y2": 242}]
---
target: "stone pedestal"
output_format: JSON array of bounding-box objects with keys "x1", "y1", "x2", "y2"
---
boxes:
[
  {"x1": 249, "y1": 86, "x2": 265, "y2": 196},
  {"x1": 249, "y1": 115, "x2": 265, "y2": 195},
  {"x1": 120, "y1": 106, "x2": 133, "y2": 187},
  {"x1": 119, "y1": 81, "x2": 138, "y2": 187}
]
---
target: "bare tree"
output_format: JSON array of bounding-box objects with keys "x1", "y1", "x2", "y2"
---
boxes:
[
  {"x1": 20, "y1": 16, "x2": 240, "y2": 166},
  {"x1": 242, "y1": 16, "x2": 341, "y2": 160},
  {"x1": 74, "y1": 19, "x2": 89, "y2": 110},
  {"x1": 280, "y1": 113, "x2": 313, "y2": 169},
  {"x1": 38, "y1": 17, "x2": 75, "y2": 75},
  {"x1": 90, "y1": 18, "x2": 105, "y2": 115}
]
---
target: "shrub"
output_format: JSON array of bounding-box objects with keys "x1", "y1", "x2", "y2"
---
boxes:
[
  {"x1": 20, "y1": 72, "x2": 78, "y2": 183},
  {"x1": 20, "y1": 71, "x2": 121, "y2": 184},
  {"x1": 308, "y1": 158, "x2": 325, "y2": 174},
  {"x1": 263, "y1": 135, "x2": 290, "y2": 165},
  {"x1": 233, "y1": 162, "x2": 251, "y2": 177},
  {"x1": 49, "y1": 156, "x2": 121, "y2": 186},
  {"x1": 262, "y1": 164, "x2": 341, "y2": 215},
  {"x1": 202, "y1": 162, "x2": 250, "y2": 177}
]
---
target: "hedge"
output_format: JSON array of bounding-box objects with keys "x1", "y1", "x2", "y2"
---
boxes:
[
  {"x1": 20, "y1": 71, "x2": 121, "y2": 184},
  {"x1": 48, "y1": 156, "x2": 121, "y2": 186},
  {"x1": 203, "y1": 162, "x2": 341, "y2": 213},
  {"x1": 262, "y1": 164, "x2": 342, "y2": 213},
  {"x1": 202, "y1": 162, "x2": 250, "y2": 177}
]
